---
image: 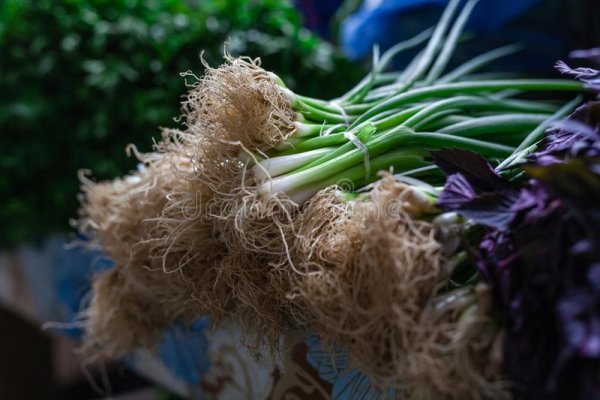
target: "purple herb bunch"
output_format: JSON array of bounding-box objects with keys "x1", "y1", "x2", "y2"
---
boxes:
[{"x1": 432, "y1": 49, "x2": 600, "y2": 400}]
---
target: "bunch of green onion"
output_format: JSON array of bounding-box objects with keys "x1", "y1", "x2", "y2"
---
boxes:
[{"x1": 240, "y1": 0, "x2": 583, "y2": 204}]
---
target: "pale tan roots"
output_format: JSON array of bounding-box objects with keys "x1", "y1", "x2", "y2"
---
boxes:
[
  {"x1": 284, "y1": 177, "x2": 509, "y2": 399},
  {"x1": 76, "y1": 150, "x2": 229, "y2": 360},
  {"x1": 183, "y1": 54, "x2": 297, "y2": 151}
]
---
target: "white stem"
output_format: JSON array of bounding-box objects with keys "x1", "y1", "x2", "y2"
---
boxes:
[
  {"x1": 433, "y1": 212, "x2": 461, "y2": 226},
  {"x1": 288, "y1": 185, "x2": 321, "y2": 206},
  {"x1": 267, "y1": 71, "x2": 286, "y2": 87},
  {"x1": 281, "y1": 87, "x2": 298, "y2": 105},
  {"x1": 252, "y1": 147, "x2": 334, "y2": 181},
  {"x1": 294, "y1": 121, "x2": 317, "y2": 137}
]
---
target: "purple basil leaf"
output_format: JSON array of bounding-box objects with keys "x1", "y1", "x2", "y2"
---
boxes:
[
  {"x1": 462, "y1": 70, "x2": 600, "y2": 397},
  {"x1": 587, "y1": 263, "x2": 600, "y2": 291},
  {"x1": 570, "y1": 48, "x2": 600, "y2": 65},
  {"x1": 456, "y1": 192, "x2": 519, "y2": 230},
  {"x1": 555, "y1": 60, "x2": 600, "y2": 80},
  {"x1": 430, "y1": 148, "x2": 510, "y2": 191},
  {"x1": 551, "y1": 119, "x2": 599, "y2": 141},
  {"x1": 436, "y1": 173, "x2": 476, "y2": 210},
  {"x1": 573, "y1": 101, "x2": 600, "y2": 133},
  {"x1": 558, "y1": 291, "x2": 600, "y2": 358},
  {"x1": 529, "y1": 154, "x2": 562, "y2": 166},
  {"x1": 511, "y1": 181, "x2": 562, "y2": 224},
  {"x1": 438, "y1": 174, "x2": 519, "y2": 230},
  {"x1": 437, "y1": 171, "x2": 520, "y2": 230},
  {"x1": 555, "y1": 60, "x2": 600, "y2": 93},
  {"x1": 477, "y1": 230, "x2": 516, "y2": 309},
  {"x1": 525, "y1": 161, "x2": 600, "y2": 226}
]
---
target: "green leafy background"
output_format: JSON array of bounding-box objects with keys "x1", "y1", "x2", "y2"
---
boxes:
[{"x1": 0, "y1": 0, "x2": 363, "y2": 248}]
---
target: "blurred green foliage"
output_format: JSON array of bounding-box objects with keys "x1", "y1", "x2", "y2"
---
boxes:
[{"x1": 0, "y1": 0, "x2": 363, "y2": 248}]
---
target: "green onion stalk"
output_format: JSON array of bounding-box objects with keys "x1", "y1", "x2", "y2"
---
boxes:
[{"x1": 238, "y1": 0, "x2": 585, "y2": 204}]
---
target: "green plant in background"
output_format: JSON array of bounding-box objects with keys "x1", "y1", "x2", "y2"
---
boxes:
[{"x1": 0, "y1": 0, "x2": 363, "y2": 248}]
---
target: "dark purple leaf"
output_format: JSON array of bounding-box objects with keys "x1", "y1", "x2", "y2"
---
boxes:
[
  {"x1": 430, "y1": 148, "x2": 510, "y2": 191},
  {"x1": 571, "y1": 101, "x2": 600, "y2": 127},
  {"x1": 558, "y1": 291, "x2": 600, "y2": 358},
  {"x1": 555, "y1": 60, "x2": 600, "y2": 92},
  {"x1": 455, "y1": 193, "x2": 518, "y2": 230},
  {"x1": 587, "y1": 263, "x2": 600, "y2": 291},
  {"x1": 525, "y1": 161, "x2": 600, "y2": 225},
  {"x1": 437, "y1": 173, "x2": 520, "y2": 230},
  {"x1": 511, "y1": 180, "x2": 562, "y2": 224},
  {"x1": 477, "y1": 230, "x2": 516, "y2": 310},
  {"x1": 529, "y1": 153, "x2": 562, "y2": 166},
  {"x1": 551, "y1": 119, "x2": 599, "y2": 141},
  {"x1": 436, "y1": 173, "x2": 476, "y2": 209},
  {"x1": 436, "y1": 57, "x2": 600, "y2": 398},
  {"x1": 570, "y1": 48, "x2": 600, "y2": 65},
  {"x1": 555, "y1": 61, "x2": 600, "y2": 80},
  {"x1": 529, "y1": 102, "x2": 600, "y2": 172}
]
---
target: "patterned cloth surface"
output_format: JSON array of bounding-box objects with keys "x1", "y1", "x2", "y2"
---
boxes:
[{"x1": 0, "y1": 236, "x2": 376, "y2": 399}]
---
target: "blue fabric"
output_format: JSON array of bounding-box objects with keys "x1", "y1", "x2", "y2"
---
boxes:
[
  {"x1": 53, "y1": 236, "x2": 112, "y2": 338},
  {"x1": 340, "y1": 0, "x2": 566, "y2": 71},
  {"x1": 305, "y1": 334, "x2": 396, "y2": 399},
  {"x1": 11, "y1": 236, "x2": 112, "y2": 342},
  {"x1": 44, "y1": 236, "x2": 210, "y2": 384},
  {"x1": 156, "y1": 319, "x2": 211, "y2": 384}
]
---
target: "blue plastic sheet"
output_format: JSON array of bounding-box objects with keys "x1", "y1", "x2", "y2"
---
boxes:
[
  {"x1": 47, "y1": 236, "x2": 210, "y2": 384},
  {"x1": 339, "y1": 0, "x2": 567, "y2": 71},
  {"x1": 156, "y1": 319, "x2": 211, "y2": 384}
]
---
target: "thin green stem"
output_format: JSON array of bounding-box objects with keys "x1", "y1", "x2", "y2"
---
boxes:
[
  {"x1": 298, "y1": 101, "x2": 356, "y2": 124},
  {"x1": 297, "y1": 96, "x2": 363, "y2": 116},
  {"x1": 287, "y1": 151, "x2": 430, "y2": 204},
  {"x1": 253, "y1": 147, "x2": 335, "y2": 180},
  {"x1": 438, "y1": 113, "x2": 551, "y2": 137},
  {"x1": 293, "y1": 122, "x2": 342, "y2": 138},
  {"x1": 497, "y1": 96, "x2": 582, "y2": 169},
  {"x1": 293, "y1": 124, "x2": 379, "y2": 173},
  {"x1": 340, "y1": 27, "x2": 435, "y2": 104},
  {"x1": 403, "y1": 96, "x2": 557, "y2": 128},
  {"x1": 274, "y1": 132, "x2": 349, "y2": 155},
  {"x1": 266, "y1": 129, "x2": 514, "y2": 195},
  {"x1": 412, "y1": 110, "x2": 464, "y2": 130},
  {"x1": 399, "y1": 0, "x2": 462, "y2": 90},
  {"x1": 424, "y1": 0, "x2": 479, "y2": 84},
  {"x1": 437, "y1": 44, "x2": 522, "y2": 84},
  {"x1": 350, "y1": 79, "x2": 585, "y2": 127},
  {"x1": 373, "y1": 103, "x2": 430, "y2": 130}
]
